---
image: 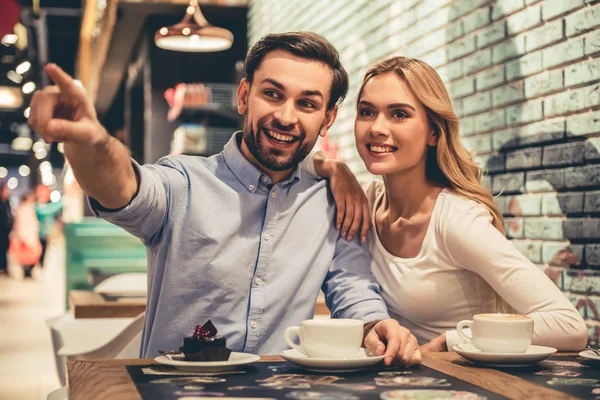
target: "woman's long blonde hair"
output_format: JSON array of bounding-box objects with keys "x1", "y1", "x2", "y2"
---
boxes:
[{"x1": 358, "y1": 57, "x2": 504, "y2": 233}]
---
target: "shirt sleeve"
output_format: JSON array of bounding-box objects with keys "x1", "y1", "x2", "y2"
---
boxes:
[
  {"x1": 301, "y1": 151, "x2": 376, "y2": 193},
  {"x1": 300, "y1": 151, "x2": 325, "y2": 179},
  {"x1": 441, "y1": 201, "x2": 588, "y2": 351},
  {"x1": 88, "y1": 157, "x2": 188, "y2": 246},
  {"x1": 321, "y1": 236, "x2": 390, "y2": 323}
]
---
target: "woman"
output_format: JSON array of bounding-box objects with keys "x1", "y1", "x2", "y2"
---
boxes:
[
  {"x1": 309, "y1": 57, "x2": 587, "y2": 352},
  {"x1": 11, "y1": 191, "x2": 42, "y2": 277}
]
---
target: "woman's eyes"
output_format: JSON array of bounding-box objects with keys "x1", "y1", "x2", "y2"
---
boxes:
[
  {"x1": 392, "y1": 111, "x2": 408, "y2": 119},
  {"x1": 358, "y1": 108, "x2": 407, "y2": 120}
]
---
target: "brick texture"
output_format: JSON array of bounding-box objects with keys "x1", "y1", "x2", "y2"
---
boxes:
[{"x1": 249, "y1": 0, "x2": 600, "y2": 344}]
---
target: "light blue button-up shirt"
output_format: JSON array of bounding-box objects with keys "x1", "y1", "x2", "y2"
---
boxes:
[{"x1": 91, "y1": 132, "x2": 389, "y2": 357}]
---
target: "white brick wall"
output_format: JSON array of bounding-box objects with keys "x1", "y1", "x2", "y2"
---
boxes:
[{"x1": 248, "y1": 0, "x2": 600, "y2": 341}]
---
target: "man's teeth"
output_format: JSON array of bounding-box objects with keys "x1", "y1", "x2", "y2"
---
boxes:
[
  {"x1": 369, "y1": 145, "x2": 396, "y2": 153},
  {"x1": 266, "y1": 130, "x2": 295, "y2": 142}
]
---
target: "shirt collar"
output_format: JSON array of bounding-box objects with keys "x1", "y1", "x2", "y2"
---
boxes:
[{"x1": 223, "y1": 132, "x2": 302, "y2": 193}]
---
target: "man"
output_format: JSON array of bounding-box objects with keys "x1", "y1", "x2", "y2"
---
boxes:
[
  {"x1": 34, "y1": 184, "x2": 63, "y2": 269},
  {"x1": 0, "y1": 182, "x2": 12, "y2": 275},
  {"x1": 28, "y1": 32, "x2": 420, "y2": 365}
]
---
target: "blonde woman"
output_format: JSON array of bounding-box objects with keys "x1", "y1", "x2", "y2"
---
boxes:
[{"x1": 309, "y1": 57, "x2": 588, "y2": 352}]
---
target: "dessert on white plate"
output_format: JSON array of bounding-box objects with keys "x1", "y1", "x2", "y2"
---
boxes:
[
  {"x1": 155, "y1": 352, "x2": 260, "y2": 372},
  {"x1": 153, "y1": 319, "x2": 261, "y2": 372},
  {"x1": 180, "y1": 320, "x2": 231, "y2": 361}
]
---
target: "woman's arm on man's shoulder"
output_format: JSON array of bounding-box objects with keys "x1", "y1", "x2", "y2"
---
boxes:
[{"x1": 302, "y1": 151, "x2": 374, "y2": 243}]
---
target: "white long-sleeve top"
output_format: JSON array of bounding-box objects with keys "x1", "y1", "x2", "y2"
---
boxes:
[{"x1": 364, "y1": 181, "x2": 587, "y2": 351}]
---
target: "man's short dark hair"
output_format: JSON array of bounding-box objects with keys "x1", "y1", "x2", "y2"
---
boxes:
[{"x1": 244, "y1": 31, "x2": 349, "y2": 110}]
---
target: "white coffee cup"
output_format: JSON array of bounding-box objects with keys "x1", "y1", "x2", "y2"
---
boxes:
[
  {"x1": 456, "y1": 313, "x2": 534, "y2": 353},
  {"x1": 284, "y1": 319, "x2": 363, "y2": 359}
]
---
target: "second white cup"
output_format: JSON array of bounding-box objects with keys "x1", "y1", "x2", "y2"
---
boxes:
[
  {"x1": 284, "y1": 319, "x2": 363, "y2": 359},
  {"x1": 456, "y1": 313, "x2": 534, "y2": 353}
]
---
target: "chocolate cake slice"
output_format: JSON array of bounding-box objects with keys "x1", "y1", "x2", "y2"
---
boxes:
[{"x1": 180, "y1": 320, "x2": 232, "y2": 361}]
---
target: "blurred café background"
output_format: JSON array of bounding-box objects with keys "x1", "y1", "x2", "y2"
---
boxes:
[{"x1": 0, "y1": 0, "x2": 598, "y2": 398}]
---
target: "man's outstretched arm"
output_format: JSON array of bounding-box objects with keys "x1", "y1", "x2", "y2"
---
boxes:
[{"x1": 28, "y1": 63, "x2": 137, "y2": 209}]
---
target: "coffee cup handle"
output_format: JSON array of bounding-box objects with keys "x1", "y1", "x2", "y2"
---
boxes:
[
  {"x1": 456, "y1": 320, "x2": 473, "y2": 343},
  {"x1": 284, "y1": 327, "x2": 304, "y2": 353}
]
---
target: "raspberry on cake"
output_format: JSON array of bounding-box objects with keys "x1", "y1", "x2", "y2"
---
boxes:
[{"x1": 180, "y1": 320, "x2": 232, "y2": 361}]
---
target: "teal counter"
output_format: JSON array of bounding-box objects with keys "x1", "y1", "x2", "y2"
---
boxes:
[{"x1": 63, "y1": 218, "x2": 147, "y2": 307}]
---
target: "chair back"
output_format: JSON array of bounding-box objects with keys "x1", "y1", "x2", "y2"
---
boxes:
[{"x1": 71, "y1": 312, "x2": 145, "y2": 360}]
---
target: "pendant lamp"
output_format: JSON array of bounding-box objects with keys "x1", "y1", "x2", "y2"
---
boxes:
[{"x1": 154, "y1": 0, "x2": 233, "y2": 52}]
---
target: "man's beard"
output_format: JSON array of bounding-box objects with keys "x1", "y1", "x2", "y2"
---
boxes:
[{"x1": 242, "y1": 115, "x2": 315, "y2": 172}]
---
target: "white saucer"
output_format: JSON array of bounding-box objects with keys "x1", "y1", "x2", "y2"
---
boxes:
[
  {"x1": 280, "y1": 348, "x2": 384, "y2": 372},
  {"x1": 453, "y1": 343, "x2": 557, "y2": 367},
  {"x1": 154, "y1": 352, "x2": 261, "y2": 372},
  {"x1": 579, "y1": 350, "x2": 600, "y2": 361}
]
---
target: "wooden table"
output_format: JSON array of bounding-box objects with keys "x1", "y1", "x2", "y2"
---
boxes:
[
  {"x1": 69, "y1": 290, "x2": 147, "y2": 319},
  {"x1": 67, "y1": 353, "x2": 581, "y2": 400},
  {"x1": 69, "y1": 290, "x2": 330, "y2": 318}
]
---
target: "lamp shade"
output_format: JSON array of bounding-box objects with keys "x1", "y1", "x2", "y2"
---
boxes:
[{"x1": 154, "y1": 0, "x2": 233, "y2": 52}]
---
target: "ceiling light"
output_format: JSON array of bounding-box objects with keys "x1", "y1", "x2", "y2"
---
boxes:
[
  {"x1": 154, "y1": 0, "x2": 233, "y2": 53},
  {"x1": 0, "y1": 86, "x2": 23, "y2": 108},
  {"x1": 39, "y1": 161, "x2": 52, "y2": 173},
  {"x1": 0, "y1": 167, "x2": 7, "y2": 178},
  {"x1": 24, "y1": 107, "x2": 30, "y2": 118},
  {"x1": 1, "y1": 34, "x2": 18, "y2": 46},
  {"x1": 16, "y1": 61, "x2": 31, "y2": 75},
  {"x1": 42, "y1": 174, "x2": 56, "y2": 186},
  {"x1": 50, "y1": 191, "x2": 61, "y2": 203},
  {"x1": 7, "y1": 177, "x2": 18, "y2": 190},
  {"x1": 22, "y1": 82, "x2": 36, "y2": 94},
  {"x1": 35, "y1": 148, "x2": 48, "y2": 159},
  {"x1": 11, "y1": 137, "x2": 32, "y2": 151},
  {"x1": 7, "y1": 70, "x2": 23, "y2": 84},
  {"x1": 18, "y1": 165, "x2": 30, "y2": 177},
  {"x1": 32, "y1": 140, "x2": 46, "y2": 152}
]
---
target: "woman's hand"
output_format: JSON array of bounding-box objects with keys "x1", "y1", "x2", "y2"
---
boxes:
[
  {"x1": 320, "y1": 160, "x2": 371, "y2": 243},
  {"x1": 311, "y1": 154, "x2": 371, "y2": 242},
  {"x1": 419, "y1": 333, "x2": 448, "y2": 353}
]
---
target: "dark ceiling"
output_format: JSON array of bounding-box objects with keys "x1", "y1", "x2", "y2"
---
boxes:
[
  {"x1": 1, "y1": 0, "x2": 247, "y2": 165},
  {"x1": 99, "y1": 3, "x2": 248, "y2": 127},
  {"x1": 145, "y1": 4, "x2": 248, "y2": 86},
  {"x1": 0, "y1": 0, "x2": 80, "y2": 166}
]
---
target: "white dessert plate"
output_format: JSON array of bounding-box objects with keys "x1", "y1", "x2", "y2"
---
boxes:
[
  {"x1": 154, "y1": 352, "x2": 260, "y2": 372},
  {"x1": 280, "y1": 348, "x2": 384, "y2": 372},
  {"x1": 453, "y1": 343, "x2": 557, "y2": 367},
  {"x1": 579, "y1": 350, "x2": 600, "y2": 361}
]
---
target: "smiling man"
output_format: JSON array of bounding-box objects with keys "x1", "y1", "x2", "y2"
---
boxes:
[
  {"x1": 27, "y1": 32, "x2": 420, "y2": 366},
  {"x1": 238, "y1": 48, "x2": 337, "y2": 180}
]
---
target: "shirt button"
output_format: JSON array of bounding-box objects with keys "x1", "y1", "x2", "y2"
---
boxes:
[
  {"x1": 255, "y1": 277, "x2": 263, "y2": 285},
  {"x1": 249, "y1": 184, "x2": 255, "y2": 191},
  {"x1": 261, "y1": 176, "x2": 268, "y2": 183},
  {"x1": 250, "y1": 321, "x2": 257, "y2": 329},
  {"x1": 264, "y1": 233, "x2": 271, "y2": 241},
  {"x1": 271, "y1": 192, "x2": 277, "y2": 198}
]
